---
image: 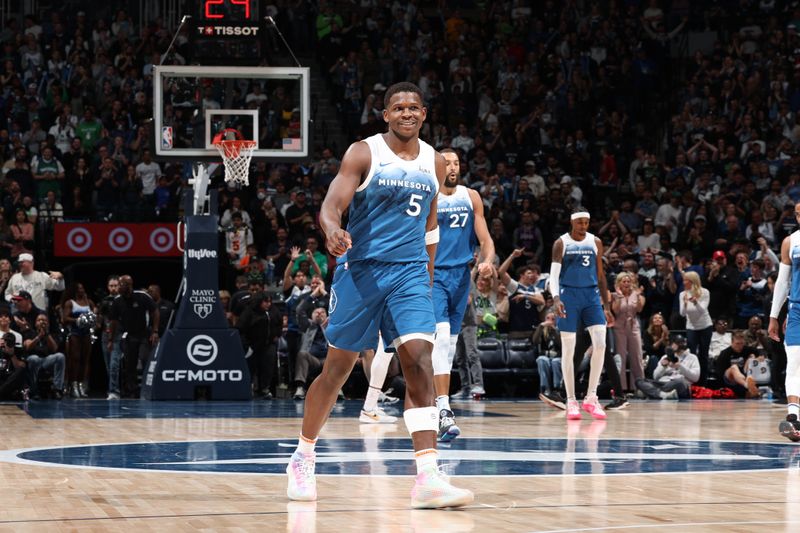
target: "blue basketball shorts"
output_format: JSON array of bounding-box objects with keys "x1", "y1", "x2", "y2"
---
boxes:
[
  {"x1": 432, "y1": 266, "x2": 471, "y2": 333},
  {"x1": 326, "y1": 259, "x2": 436, "y2": 352},
  {"x1": 786, "y1": 302, "x2": 800, "y2": 346},
  {"x1": 556, "y1": 286, "x2": 606, "y2": 333}
]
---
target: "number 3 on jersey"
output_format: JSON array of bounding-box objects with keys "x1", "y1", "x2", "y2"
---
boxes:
[
  {"x1": 407, "y1": 194, "x2": 423, "y2": 216},
  {"x1": 581, "y1": 255, "x2": 590, "y2": 267}
]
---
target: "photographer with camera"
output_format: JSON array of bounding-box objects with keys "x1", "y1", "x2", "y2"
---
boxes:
[
  {"x1": 23, "y1": 313, "x2": 64, "y2": 400},
  {"x1": 634, "y1": 335, "x2": 700, "y2": 400},
  {"x1": 0, "y1": 331, "x2": 27, "y2": 400}
]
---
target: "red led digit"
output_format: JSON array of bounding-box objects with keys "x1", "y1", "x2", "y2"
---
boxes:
[
  {"x1": 230, "y1": 0, "x2": 250, "y2": 18},
  {"x1": 205, "y1": 0, "x2": 224, "y2": 19}
]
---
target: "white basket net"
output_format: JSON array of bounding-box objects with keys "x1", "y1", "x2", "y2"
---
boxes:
[{"x1": 214, "y1": 140, "x2": 257, "y2": 186}]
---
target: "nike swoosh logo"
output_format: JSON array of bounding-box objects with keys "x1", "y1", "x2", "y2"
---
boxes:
[{"x1": 379, "y1": 162, "x2": 392, "y2": 167}]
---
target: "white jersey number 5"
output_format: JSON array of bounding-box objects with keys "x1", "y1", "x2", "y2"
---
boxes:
[{"x1": 407, "y1": 194, "x2": 423, "y2": 216}]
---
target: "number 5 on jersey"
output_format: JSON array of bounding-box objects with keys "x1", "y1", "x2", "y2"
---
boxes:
[{"x1": 407, "y1": 194, "x2": 423, "y2": 216}]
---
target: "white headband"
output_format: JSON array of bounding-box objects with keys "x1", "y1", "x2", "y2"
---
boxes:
[{"x1": 571, "y1": 212, "x2": 590, "y2": 220}]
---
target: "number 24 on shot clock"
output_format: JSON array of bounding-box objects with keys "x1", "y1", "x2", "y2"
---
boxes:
[{"x1": 196, "y1": 0, "x2": 258, "y2": 24}]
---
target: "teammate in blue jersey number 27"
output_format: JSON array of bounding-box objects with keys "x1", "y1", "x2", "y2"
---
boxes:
[
  {"x1": 431, "y1": 147, "x2": 494, "y2": 442},
  {"x1": 549, "y1": 209, "x2": 614, "y2": 422},
  {"x1": 286, "y1": 82, "x2": 473, "y2": 509}
]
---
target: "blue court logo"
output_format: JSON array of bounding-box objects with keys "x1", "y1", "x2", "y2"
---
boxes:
[{"x1": 2, "y1": 437, "x2": 799, "y2": 476}]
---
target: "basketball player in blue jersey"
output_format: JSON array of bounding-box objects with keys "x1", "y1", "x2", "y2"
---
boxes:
[
  {"x1": 549, "y1": 209, "x2": 613, "y2": 421},
  {"x1": 769, "y1": 202, "x2": 800, "y2": 441},
  {"x1": 286, "y1": 82, "x2": 473, "y2": 509},
  {"x1": 432, "y1": 148, "x2": 494, "y2": 442}
]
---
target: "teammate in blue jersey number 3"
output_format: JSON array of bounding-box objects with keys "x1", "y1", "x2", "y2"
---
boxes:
[
  {"x1": 549, "y1": 209, "x2": 614, "y2": 421},
  {"x1": 285, "y1": 82, "x2": 474, "y2": 509}
]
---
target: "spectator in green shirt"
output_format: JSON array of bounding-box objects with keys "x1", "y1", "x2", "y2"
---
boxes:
[
  {"x1": 291, "y1": 236, "x2": 328, "y2": 279},
  {"x1": 75, "y1": 108, "x2": 103, "y2": 151}
]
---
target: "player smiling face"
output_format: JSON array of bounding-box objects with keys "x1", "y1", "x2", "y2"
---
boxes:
[
  {"x1": 442, "y1": 151, "x2": 460, "y2": 188},
  {"x1": 384, "y1": 91, "x2": 426, "y2": 139}
]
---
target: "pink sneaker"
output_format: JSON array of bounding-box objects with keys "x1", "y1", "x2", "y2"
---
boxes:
[
  {"x1": 581, "y1": 396, "x2": 607, "y2": 420},
  {"x1": 566, "y1": 400, "x2": 581, "y2": 420},
  {"x1": 286, "y1": 451, "x2": 317, "y2": 501}
]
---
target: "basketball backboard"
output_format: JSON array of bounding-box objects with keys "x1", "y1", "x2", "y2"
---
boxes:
[{"x1": 153, "y1": 65, "x2": 310, "y2": 160}]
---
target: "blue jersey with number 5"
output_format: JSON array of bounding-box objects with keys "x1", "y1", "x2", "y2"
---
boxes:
[
  {"x1": 343, "y1": 134, "x2": 439, "y2": 264},
  {"x1": 435, "y1": 185, "x2": 475, "y2": 268},
  {"x1": 559, "y1": 232, "x2": 599, "y2": 288}
]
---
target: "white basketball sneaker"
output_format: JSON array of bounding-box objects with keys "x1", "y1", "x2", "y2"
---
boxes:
[{"x1": 359, "y1": 407, "x2": 398, "y2": 424}]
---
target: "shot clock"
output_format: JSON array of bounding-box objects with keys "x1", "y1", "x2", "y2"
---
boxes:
[{"x1": 191, "y1": 0, "x2": 262, "y2": 64}]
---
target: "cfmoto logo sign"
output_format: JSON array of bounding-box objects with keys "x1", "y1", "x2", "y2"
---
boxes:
[{"x1": 186, "y1": 335, "x2": 218, "y2": 366}]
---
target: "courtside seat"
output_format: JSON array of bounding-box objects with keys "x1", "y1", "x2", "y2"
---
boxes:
[
  {"x1": 506, "y1": 338, "x2": 536, "y2": 372},
  {"x1": 476, "y1": 337, "x2": 507, "y2": 373}
]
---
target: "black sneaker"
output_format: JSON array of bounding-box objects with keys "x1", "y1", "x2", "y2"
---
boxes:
[
  {"x1": 779, "y1": 414, "x2": 800, "y2": 442},
  {"x1": 437, "y1": 409, "x2": 460, "y2": 443},
  {"x1": 605, "y1": 394, "x2": 630, "y2": 410},
  {"x1": 539, "y1": 391, "x2": 566, "y2": 410},
  {"x1": 772, "y1": 396, "x2": 788, "y2": 407}
]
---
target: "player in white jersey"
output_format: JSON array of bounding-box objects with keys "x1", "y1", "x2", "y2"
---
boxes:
[
  {"x1": 549, "y1": 209, "x2": 613, "y2": 420},
  {"x1": 286, "y1": 82, "x2": 473, "y2": 509},
  {"x1": 769, "y1": 202, "x2": 800, "y2": 441}
]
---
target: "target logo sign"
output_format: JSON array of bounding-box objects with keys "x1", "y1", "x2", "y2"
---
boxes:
[
  {"x1": 54, "y1": 223, "x2": 182, "y2": 257},
  {"x1": 150, "y1": 228, "x2": 175, "y2": 253},
  {"x1": 66, "y1": 227, "x2": 92, "y2": 253},
  {"x1": 108, "y1": 228, "x2": 134, "y2": 252}
]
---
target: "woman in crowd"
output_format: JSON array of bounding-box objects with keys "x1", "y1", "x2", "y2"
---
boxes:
[
  {"x1": 643, "y1": 312, "x2": 670, "y2": 378},
  {"x1": 679, "y1": 271, "x2": 713, "y2": 384},
  {"x1": 61, "y1": 283, "x2": 96, "y2": 398},
  {"x1": 611, "y1": 272, "x2": 646, "y2": 393},
  {"x1": 10, "y1": 208, "x2": 34, "y2": 259}
]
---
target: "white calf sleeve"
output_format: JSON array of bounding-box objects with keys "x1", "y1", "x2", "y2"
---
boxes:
[
  {"x1": 560, "y1": 332, "x2": 577, "y2": 400},
  {"x1": 432, "y1": 322, "x2": 451, "y2": 376},
  {"x1": 587, "y1": 325, "x2": 607, "y2": 398},
  {"x1": 363, "y1": 340, "x2": 393, "y2": 412},
  {"x1": 449, "y1": 335, "x2": 458, "y2": 367},
  {"x1": 369, "y1": 341, "x2": 393, "y2": 389},
  {"x1": 786, "y1": 346, "x2": 800, "y2": 397}
]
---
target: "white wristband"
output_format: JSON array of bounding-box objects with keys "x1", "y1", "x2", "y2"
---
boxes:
[
  {"x1": 548, "y1": 262, "x2": 561, "y2": 297},
  {"x1": 425, "y1": 226, "x2": 440, "y2": 245}
]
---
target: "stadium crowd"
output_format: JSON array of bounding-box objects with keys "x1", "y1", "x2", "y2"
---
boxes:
[{"x1": 0, "y1": 1, "x2": 797, "y2": 402}]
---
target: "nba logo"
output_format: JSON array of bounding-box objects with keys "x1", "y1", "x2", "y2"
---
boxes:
[{"x1": 161, "y1": 127, "x2": 173, "y2": 150}]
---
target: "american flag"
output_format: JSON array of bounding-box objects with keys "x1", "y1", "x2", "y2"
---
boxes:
[{"x1": 282, "y1": 138, "x2": 302, "y2": 151}]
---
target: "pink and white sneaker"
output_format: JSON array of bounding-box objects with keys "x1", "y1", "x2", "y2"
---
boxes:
[
  {"x1": 286, "y1": 451, "x2": 317, "y2": 501},
  {"x1": 411, "y1": 467, "x2": 474, "y2": 509},
  {"x1": 566, "y1": 400, "x2": 582, "y2": 420},
  {"x1": 581, "y1": 395, "x2": 607, "y2": 420}
]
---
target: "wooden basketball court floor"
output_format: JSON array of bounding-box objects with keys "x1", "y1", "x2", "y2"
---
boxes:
[{"x1": 1, "y1": 399, "x2": 799, "y2": 532}]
